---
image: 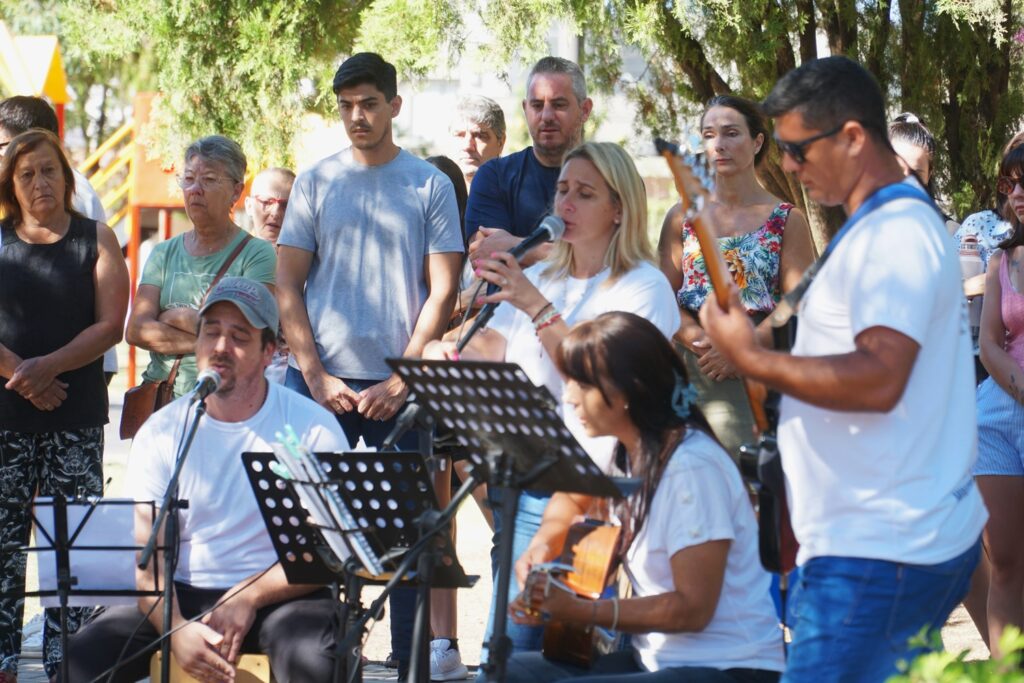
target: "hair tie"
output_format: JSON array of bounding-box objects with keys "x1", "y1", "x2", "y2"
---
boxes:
[{"x1": 671, "y1": 371, "x2": 698, "y2": 419}]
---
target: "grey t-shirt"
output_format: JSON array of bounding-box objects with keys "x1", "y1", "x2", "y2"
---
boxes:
[{"x1": 278, "y1": 148, "x2": 464, "y2": 380}]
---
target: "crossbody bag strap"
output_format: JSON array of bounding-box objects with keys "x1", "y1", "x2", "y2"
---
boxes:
[{"x1": 164, "y1": 232, "x2": 253, "y2": 386}]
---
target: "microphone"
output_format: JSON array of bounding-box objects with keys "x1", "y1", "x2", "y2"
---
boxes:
[
  {"x1": 189, "y1": 369, "x2": 221, "y2": 404},
  {"x1": 506, "y1": 215, "x2": 566, "y2": 260},
  {"x1": 458, "y1": 216, "x2": 566, "y2": 352}
]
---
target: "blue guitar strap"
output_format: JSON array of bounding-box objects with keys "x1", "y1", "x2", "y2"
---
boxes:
[{"x1": 769, "y1": 182, "x2": 940, "y2": 326}]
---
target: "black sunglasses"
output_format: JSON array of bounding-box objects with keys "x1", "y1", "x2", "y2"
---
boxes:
[{"x1": 774, "y1": 123, "x2": 845, "y2": 164}]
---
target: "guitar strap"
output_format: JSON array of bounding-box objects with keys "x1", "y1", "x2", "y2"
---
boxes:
[{"x1": 769, "y1": 182, "x2": 941, "y2": 327}]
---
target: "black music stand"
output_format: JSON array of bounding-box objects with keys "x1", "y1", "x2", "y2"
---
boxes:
[
  {"x1": 387, "y1": 358, "x2": 623, "y2": 683},
  {"x1": 242, "y1": 450, "x2": 474, "y2": 683},
  {"x1": 1, "y1": 497, "x2": 161, "y2": 683}
]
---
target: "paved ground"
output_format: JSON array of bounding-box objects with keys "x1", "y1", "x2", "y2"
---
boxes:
[{"x1": 16, "y1": 356, "x2": 988, "y2": 680}]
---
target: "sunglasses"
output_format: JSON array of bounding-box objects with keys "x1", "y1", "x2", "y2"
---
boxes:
[
  {"x1": 997, "y1": 176, "x2": 1024, "y2": 195},
  {"x1": 774, "y1": 123, "x2": 845, "y2": 164}
]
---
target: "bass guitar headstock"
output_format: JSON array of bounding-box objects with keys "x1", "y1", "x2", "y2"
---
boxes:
[{"x1": 654, "y1": 134, "x2": 714, "y2": 223}]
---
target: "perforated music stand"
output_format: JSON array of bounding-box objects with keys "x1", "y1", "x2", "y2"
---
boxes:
[
  {"x1": 242, "y1": 451, "x2": 473, "y2": 683},
  {"x1": 387, "y1": 358, "x2": 623, "y2": 682},
  {"x1": 0, "y1": 498, "x2": 162, "y2": 683}
]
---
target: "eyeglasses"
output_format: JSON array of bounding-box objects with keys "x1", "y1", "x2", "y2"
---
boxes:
[
  {"x1": 774, "y1": 123, "x2": 846, "y2": 164},
  {"x1": 997, "y1": 175, "x2": 1024, "y2": 195},
  {"x1": 176, "y1": 174, "x2": 234, "y2": 191},
  {"x1": 251, "y1": 195, "x2": 288, "y2": 211}
]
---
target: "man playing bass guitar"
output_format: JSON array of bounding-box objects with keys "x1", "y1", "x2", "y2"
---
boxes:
[{"x1": 701, "y1": 56, "x2": 986, "y2": 682}]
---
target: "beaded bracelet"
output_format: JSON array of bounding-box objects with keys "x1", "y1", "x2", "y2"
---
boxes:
[
  {"x1": 535, "y1": 311, "x2": 562, "y2": 333},
  {"x1": 530, "y1": 301, "x2": 554, "y2": 323}
]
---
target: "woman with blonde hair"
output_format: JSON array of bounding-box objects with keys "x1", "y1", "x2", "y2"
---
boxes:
[{"x1": 426, "y1": 141, "x2": 679, "y2": 657}]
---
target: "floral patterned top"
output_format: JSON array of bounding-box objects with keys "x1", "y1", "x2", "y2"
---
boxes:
[{"x1": 676, "y1": 203, "x2": 792, "y2": 314}]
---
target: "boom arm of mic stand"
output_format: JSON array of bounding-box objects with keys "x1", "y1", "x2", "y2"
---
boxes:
[{"x1": 455, "y1": 302, "x2": 498, "y2": 353}]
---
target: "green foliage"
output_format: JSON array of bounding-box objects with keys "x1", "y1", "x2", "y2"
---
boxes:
[
  {"x1": 0, "y1": 0, "x2": 140, "y2": 155},
  {"x1": 56, "y1": 0, "x2": 370, "y2": 170},
  {"x1": 355, "y1": 0, "x2": 463, "y2": 79},
  {"x1": 887, "y1": 626, "x2": 1024, "y2": 682},
  {"x1": 461, "y1": 0, "x2": 1023, "y2": 239}
]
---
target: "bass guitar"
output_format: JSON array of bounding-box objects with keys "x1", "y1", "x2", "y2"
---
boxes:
[{"x1": 655, "y1": 137, "x2": 798, "y2": 576}]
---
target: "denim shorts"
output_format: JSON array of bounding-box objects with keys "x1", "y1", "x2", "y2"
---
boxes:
[{"x1": 974, "y1": 377, "x2": 1024, "y2": 476}]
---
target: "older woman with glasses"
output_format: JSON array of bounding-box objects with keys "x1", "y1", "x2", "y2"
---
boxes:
[
  {"x1": 126, "y1": 135, "x2": 276, "y2": 399},
  {"x1": 0, "y1": 129, "x2": 129, "y2": 681}
]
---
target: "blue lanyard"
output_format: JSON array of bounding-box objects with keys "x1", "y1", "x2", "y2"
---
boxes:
[
  {"x1": 822, "y1": 181, "x2": 938, "y2": 260},
  {"x1": 769, "y1": 181, "x2": 939, "y2": 327}
]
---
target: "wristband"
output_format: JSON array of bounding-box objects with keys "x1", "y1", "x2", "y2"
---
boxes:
[
  {"x1": 535, "y1": 311, "x2": 562, "y2": 333},
  {"x1": 530, "y1": 301, "x2": 554, "y2": 323},
  {"x1": 611, "y1": 596, "x2": 620, "y2": 632}
]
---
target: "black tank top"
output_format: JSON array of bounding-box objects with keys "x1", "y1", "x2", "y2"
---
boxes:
[{"x1": 0, "y1": 215, "x2": 107, "y2": 432}]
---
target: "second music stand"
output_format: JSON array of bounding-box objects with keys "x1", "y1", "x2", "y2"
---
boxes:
[{"x1": 388, "y1": 358, "x2": 623, "y2": 683}]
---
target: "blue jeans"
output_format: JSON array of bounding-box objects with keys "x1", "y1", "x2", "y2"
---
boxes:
[
  {"x1": 783, "y1": 538, "x2": 981, "y2": 683},
  {"x1": 285, "y1": 367, "x2": 418, "y2": 673},
  {"x1": 481, "y1": 489, "x2": 550, "y2": 663}
]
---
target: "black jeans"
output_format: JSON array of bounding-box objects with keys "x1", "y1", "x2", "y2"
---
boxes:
[
  {"x1": 65, "y1": 583, "x2": 339, "y2": 683},
  {"x1": 503, "y1": 650, "x2": 781, "y2": 683}
]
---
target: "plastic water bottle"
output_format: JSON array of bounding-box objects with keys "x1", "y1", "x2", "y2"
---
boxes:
[{"x1": 959, "y1": 234, "x2": 984, "y2": 353}]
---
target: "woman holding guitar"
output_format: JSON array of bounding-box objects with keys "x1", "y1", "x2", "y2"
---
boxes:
[
  {"x1": 505, "y1": 312, "x2": 784, "y2": 682},
  {"x1": 658, "y1": 96, "x2": 813, "y2": 458}
]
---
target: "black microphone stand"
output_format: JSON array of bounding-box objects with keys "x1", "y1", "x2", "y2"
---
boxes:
[{"x1": 137, "y1": 397, "x2": 207, "y2": 683}]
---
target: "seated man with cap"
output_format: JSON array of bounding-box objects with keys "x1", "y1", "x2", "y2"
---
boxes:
[{"x1": 67, "y1": 276, "x2": 349, "y2": 683}]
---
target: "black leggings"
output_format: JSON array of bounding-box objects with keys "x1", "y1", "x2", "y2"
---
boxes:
[{"x1": 65, "y1": 583, "x2": 339, "y2": 683}]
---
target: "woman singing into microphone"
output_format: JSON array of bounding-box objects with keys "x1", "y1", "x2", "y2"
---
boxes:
[
  {"x1": 425, "y1": 141, "x2": 679, "y2": 656},
  {"x1": 505, "y1": 312, "x2": 784, "y2": 682}
]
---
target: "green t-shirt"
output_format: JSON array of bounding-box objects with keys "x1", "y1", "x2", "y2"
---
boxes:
[{"x1": 140, "y1": 230, "x2": 276, "y2": 396}]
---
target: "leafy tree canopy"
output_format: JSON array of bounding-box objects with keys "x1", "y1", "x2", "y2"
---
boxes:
[{"x1": 8, "y1": 0, "x2": 1019, "y2": 237}]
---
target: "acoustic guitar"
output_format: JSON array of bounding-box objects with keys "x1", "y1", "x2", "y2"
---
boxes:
[
  {"x1": 655, "y1": 137, "x2": 799, "y2": 576},
  {"x1": 539, "y1": 519, "x2": 621, "y2": 668}
]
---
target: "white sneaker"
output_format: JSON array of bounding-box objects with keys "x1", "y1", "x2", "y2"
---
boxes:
[{"x1": 430, "y1": 639, "x2": 468, "y2": 681}]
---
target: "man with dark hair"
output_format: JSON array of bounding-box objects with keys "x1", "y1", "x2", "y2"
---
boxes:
[
  {"x1": 464, "y1": 55, "x2": 592, "y2": 263},
  {"x1": 276, "y1": 51, "x2": 463, "y2": 680},
  {"x1": 66, "y1": 277, "x2": 349, "y2": 683},
  {"x1": 0, "y1": 96, "x2": 120, "y2": 385},
  {"x1": 700, "y1": 55, "x2": 987, "y2": 681},
  {"x1": 449, "y1": 95, "x2": 506, "y2": 187}
]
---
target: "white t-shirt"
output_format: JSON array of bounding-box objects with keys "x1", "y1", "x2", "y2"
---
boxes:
[
  {"x1": 126, "y1": 382, "x2": 349, "y2": 587},
  {"x1": 488, "y1": 261, "x2": 680, "y2": 471},
  {"x1": 626, "y1": 430, "x2": 784, "y2": 672},
  {"x1": 779, "y1": 186, "x2": 988, "y2": 565}
]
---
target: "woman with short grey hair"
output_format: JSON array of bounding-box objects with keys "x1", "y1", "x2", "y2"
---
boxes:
[{"x1": 126, "y1": 135, "x2": 277, "y2": 399}]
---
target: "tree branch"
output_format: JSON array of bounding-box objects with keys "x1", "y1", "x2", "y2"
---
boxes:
[
  {"x1": 658, "y1": 2, "x2": 731, "y2": 101},
  {"x1": 794, "y1": 0, "x2": 818, "y2": 63}
]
